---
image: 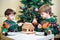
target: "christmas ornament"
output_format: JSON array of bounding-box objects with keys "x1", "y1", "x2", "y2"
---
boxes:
[
  {"x1": 21, "y1": 4, "x2": 25, "y2": 10},
  {"x1": 58, "y1": 28, "x2": 60, "y2": 31},
  {"x1": 35, "y1": 8, "x2": 38, "y2": 11},
  {"x1": 32, "y1": 18, "x2": 37, "y2": 26}
]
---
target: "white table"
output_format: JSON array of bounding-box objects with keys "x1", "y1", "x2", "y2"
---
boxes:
[{"x1": 7, "y1": 32, "x2": 54, "y2": 40}]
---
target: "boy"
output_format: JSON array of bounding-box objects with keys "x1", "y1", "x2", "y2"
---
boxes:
[
  {"x1": 2, "y1": 9, "x2": 23, "y2": 34},
  {"x1": 38, "y1": 4, "x2": 60, "y2": 35}
]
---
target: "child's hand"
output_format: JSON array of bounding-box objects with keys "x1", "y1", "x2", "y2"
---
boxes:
[
  {"x1": 37, "y1": 24, "x2": 42, "y2": 28},
  {"x1": 48, "y1": 30, "x2": 52, "y2": 34},
  {"x1": 18, "y1": 23, "x2": 23, "y2": 26}
]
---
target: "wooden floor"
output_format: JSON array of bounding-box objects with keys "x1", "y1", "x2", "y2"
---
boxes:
[
  {"x1": 0, "y1": 33, "x2": 60, "y2": 40},
  {"x1": 0, "y1": 36, "x2": 60, "y2": 40},
  {"x1": 54, "y1": 38, "x2": 60, "y2": 40},
  {"x1": 0, "y1": 34, "x2": 13, "y2": 40}
]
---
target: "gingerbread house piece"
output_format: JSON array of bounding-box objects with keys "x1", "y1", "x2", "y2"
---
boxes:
[{"x1": 22, "y1": 22, "x2": 35, "y2": 34}]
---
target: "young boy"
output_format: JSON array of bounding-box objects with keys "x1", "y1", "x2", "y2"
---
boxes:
[
  {"x1": 38, "y1": 4, "x2": 60, "y2": 35},
  {"x1": 2, "y1": 9, "x2": 23, "y2": 34}
]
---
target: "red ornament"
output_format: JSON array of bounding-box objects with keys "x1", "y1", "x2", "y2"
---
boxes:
[
  {"x1": 32, "y1": 18, "x2": 37, "y2": 26},
  {"x1": 58, "y1": 28, "x2": 60, "y2": 31}
]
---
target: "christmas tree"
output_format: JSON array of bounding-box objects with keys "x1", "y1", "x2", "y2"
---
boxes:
[
  {"x1": 18, "y1": 0, "x2": 53, "y2": 23},
  {"x1": 18, "y1": 0, "x2": 60, "y2": 35}
]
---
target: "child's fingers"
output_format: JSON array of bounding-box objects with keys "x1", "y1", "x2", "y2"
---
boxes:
[
  {"x1": 37, "y1": 24, "x2": 42, "y2": 28},
  {"x1": 18, "y1": 23, "x2": 23, "y2": 26}
]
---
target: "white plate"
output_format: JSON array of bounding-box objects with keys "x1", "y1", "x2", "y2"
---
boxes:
[
  {"x1": 35, "y1": 32, "x2": 44, "y2": 36},
  {"x1": 8, "y1": 32, "x2": 17, "y2": 36}
]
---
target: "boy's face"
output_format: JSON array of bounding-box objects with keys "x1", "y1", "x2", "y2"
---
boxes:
[
  {"x1": 40, "y1": 12, "x2": 49, "y2": 19},
  {"x1": 6, "y1": 14, "x2": 15, "y2": 20}
]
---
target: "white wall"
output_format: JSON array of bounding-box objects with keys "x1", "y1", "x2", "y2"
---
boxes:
[
  {"x1": 0, "y1": 0, "x2": 20, "y2": 17},
  {"x1": 0, "y1": 0, "x2": 20, "y2": 32},
  {"x1": 52, "y1": 0, "x2": 60, "y2": 24}
]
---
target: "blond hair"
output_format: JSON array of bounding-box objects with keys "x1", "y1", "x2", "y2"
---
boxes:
[{"x1": 39, "y1": 4, "x2": 51, "y2": 14}]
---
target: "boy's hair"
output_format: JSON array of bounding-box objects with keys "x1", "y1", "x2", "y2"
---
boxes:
[
  {"x1": 4, "y1": 8, "x2": 16, "y2": 16},
  {"x1": 39, "y1": 4, "x2": 52, "y2": 15}
]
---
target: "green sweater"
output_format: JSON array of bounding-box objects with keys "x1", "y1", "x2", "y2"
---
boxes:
[
  {"x1": 2, "y1": 20, "x2": 22, "y2": 33},
  {"x1": 37, "y1": 17, "x2": 60, "y2": 35},
  {"x1": 46, "y1": 17, "x2": 60, "y2": 35}
]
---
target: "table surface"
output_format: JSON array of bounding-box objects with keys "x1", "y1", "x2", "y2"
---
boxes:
[{"x1": 7, "y1": 32, "x2": 54, "y2": 40}]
